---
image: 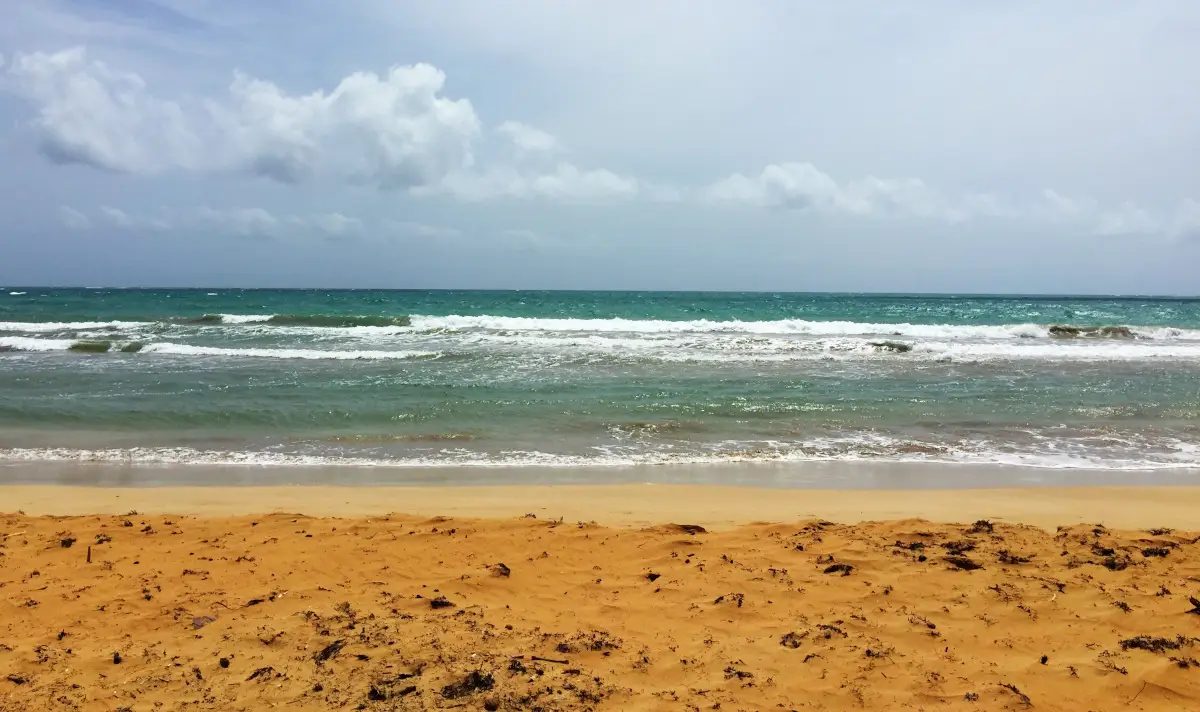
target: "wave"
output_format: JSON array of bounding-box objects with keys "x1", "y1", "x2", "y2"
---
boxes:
[
  {"x1": 6, "y1": 333, "x2": 1200, "y2": 362},
  {"x1": 0, "y1": 337, "x2": 80, "y2": 352},
  {"x1": 138, "y1": 343, "x2": 439, "y2": 360},
  {"x1": 420, "y1": 331, "x2": 1200, "y2": 363},
  {"x1": 183, "y1": 314, "x2": 411, "y2": 327},
  {"x1": 3, "y1": 313, "x2": 1200, "y2": 341},
  {"x1": 0, "y1": 320, "x2": 146, "y2": 333},
  {"x1": 0, "y1": 337, "x2": 440, "y2": 360},
  {"x1": 409, "y1": 315, "x2": 1200, "y2": 341},
  {"x1": 67, "y1": 340, "x2": 112, "y2": 353},
  {"x1": 8, "y1": 291, "x2": 27, "y2": 296},
  {"x1": 2, "y1": 434, "x2": 1197, "y2": 470}
]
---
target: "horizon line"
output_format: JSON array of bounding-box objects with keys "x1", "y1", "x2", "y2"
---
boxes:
[{"x1": 4, "y1": 286, "x2": 1200, "y2": 299}]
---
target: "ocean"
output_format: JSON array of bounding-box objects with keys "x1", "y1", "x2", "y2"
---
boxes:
[{"x1": 2, "y1": 289, "x2": 1200, "y2": 476}]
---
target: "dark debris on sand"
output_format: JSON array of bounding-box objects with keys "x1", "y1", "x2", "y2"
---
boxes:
[
  {"x1": 944, "y1": 555, "x2": 983, "y2": 571},
  {"x1": 440, "y1": 670, "x2": 495, "y2": 699},
  {"x1": 1120, "y1": 636, "x2": 1194, "y2": 654}
]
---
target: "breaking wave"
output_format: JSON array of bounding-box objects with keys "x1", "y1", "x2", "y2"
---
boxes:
[
  {"x1": 0, "y1": 337, "x2": 439, "y2": 360},
  {"x1": 182, "y1": 314, "x2": 412, "y2": 327},
  {"x1": 406, "y1": 315, "x2": 1200, "y2": 341},
  {"x1": 1, "y1": 433, "x2": 1197, "y2": 470},
  {"x1": 2, "y1": 313, "x2": 1199, "y2": 341}
]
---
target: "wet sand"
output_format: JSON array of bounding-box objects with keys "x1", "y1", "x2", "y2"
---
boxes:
[{"x1": 3, "y1": 483, "x2": 1200, "y2": 710}]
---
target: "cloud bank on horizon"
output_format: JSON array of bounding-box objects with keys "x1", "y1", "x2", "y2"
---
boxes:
[{"x1": 1, "y1": 0, "x2": 1198, "y2": 292}]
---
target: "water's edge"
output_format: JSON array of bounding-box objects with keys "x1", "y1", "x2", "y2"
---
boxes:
[{"x1": 4, "y1": 460, "x2": 1200, "y2": 490}]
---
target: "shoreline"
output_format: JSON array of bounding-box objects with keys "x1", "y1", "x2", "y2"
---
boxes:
[{"x1": 5, "y1": 482, "x2": 1200, "y2": 530}]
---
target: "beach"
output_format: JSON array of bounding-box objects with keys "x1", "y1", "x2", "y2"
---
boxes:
[
  {"x1": 5, "y1": 291, "x2": 1200, "y2": 709},
  {"x1": 4, "y1": 482, "x2": 1200, "y2": 711}
]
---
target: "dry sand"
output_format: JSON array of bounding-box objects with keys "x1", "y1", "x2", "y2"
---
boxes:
[{"x1": 3, "y1": 484, "x2": 1200, "y2": 711}]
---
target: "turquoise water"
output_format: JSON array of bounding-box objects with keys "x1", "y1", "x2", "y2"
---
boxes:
[{"x1": 2, "y1": 288, "x2": 1200, "y2": 471}]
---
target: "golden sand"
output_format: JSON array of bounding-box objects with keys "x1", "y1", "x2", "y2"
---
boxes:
[{"x1": 2, "y1": 485, "x2": 1200, "y2": 710}]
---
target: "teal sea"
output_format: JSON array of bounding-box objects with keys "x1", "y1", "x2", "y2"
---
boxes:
[{"x1": 2, "y1": 289, "x2": 1200, "y2": 473}]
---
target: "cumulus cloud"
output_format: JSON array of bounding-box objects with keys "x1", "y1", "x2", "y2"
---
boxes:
[
  {"x1": 6, "y1": 47, "x2": 480, "y2": 189},
  {"x1": 496, "y1": 121, "x2": 561, "y2": 153},
  {"x1": 9, "y1": 48, "x2": 1196, "y2": 231},
  {"x1": 217, "y1": 65, "x2": 480, "y2": 188},
  {"x1": 8, "y1": 47, "x2": 203, "y2": 173},
  {"x1": 4, "y1": 47, "x2": 642, "y2": 201}
]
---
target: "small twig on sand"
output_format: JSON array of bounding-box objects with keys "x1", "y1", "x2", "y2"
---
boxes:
[{"x1": 514, "y1": 655, "x2": 570, "y2": 665}]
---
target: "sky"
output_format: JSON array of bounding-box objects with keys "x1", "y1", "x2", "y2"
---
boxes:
[{"x1": 1, "y1": 0, "x2": 1198, "y2": 293}]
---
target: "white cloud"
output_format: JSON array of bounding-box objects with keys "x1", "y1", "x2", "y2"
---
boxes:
[
  {"x1": 217, "y1": 64, "x2": 480, "y2": 188},
  {"x1": 705, "y1": 162, "x2": 1001, "y2": 222},
  {"x1": 8, "y1": 47, "x2": 203, "y2": 173},
  {"x1": 707, "y1": 162, "x2": 1199, "y2": 238},
  {"x1": 100, "y1": 206, "x2": 133, "y2": 226},
  {"x1": 1036, "y1": 191, "x2": 1200, "y2": 240},
  {"x1": 5, "y1": 47, "x2": 646, "y2": 202},
  {"x1": 196, "y1": 207, "x2": 280, "y2": 238},
  {"x1": 496, "y1": 121, "x2": 561, "y2": 153},
  {"x1": 8, "y1": 48, "x2": 1196, "y2": 234},
  {"x1": 384, "y1": 221, "x2": 463, "y2": 239},
  {"x1": 292, "y1": 212, "x2": 364, "y2": 239},
  {"x1": 98, "y1": 205, "x2": 170, "y2": 230},
  {"x1": 59, "y1": 205, "x2": 90, "y2": 229},
  {"x1": 65, "y1": 205, "x2": 375, "y2": 239},
  {"x1": 439, "y1": 163, "x2": 640, "y2": 201},
  {"x1": 6, "y1": 47, "x2": 481, "y2": 189}
]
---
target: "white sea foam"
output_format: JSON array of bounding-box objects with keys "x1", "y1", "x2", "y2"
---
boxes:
[
  {"x1": 137, "y1": 342, "x2": 440, "y2": 360},
  {"x1": 2, "y1": 436, "x2": 1198, "y2": 471},
  {"x1": 216, "y1": 314, "x2": 273, "y2": 324},
  {"x1": 0, "y1": 336, "x2": 79, "y2": 352},
  {"x1": 404, "y1": 331, "x2": 1200, "y2": 363},
  {"x1": 0, "y1": 320, "x2": 145, "y2": 333},
  {"x1": 408, "y1": 315, "x2": 1200, "y2": 341},
  {"x1": 4, "y1": 313, "x2": 1200, "y2": 343},
  {"x1": 8, "y1": 291, "x2": 27, "y2": 296},
  {"x1": 5, "y1": 330, "x2": 1200, "y2": 362}
]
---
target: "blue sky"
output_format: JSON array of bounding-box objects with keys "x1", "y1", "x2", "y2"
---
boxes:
[{"x1": 1, "y1": 0, "x2": 1198, "y2": 292}]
